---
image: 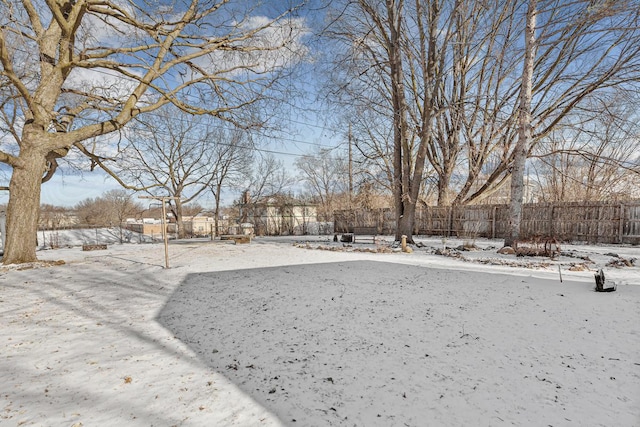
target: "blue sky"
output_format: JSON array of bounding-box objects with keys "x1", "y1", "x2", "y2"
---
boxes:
[
  {"x1": 0, "y1": 1, "x2": 340, "y2": 210},
  {"x1": 0, "y1": 169, "x2": 122, "y2": 208},
  {"x1": 0, "y1": 118, "x2": 339, "y2": 209}
]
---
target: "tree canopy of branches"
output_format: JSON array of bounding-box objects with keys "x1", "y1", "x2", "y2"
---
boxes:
[
  {"x1": 0, "y1": 0, "x2": 306, "y2": 263},
  {"x1": 235, "y1": 154, "x2": 294, "y2": 223},
  {"x1": 295, "y1": 147, "x2": 349, "y2": 220},
  {"x1": 74, "y1": 189, "x2": 142, "y2": 242},
  {"x1": 325, "y1": 0, "x2": 640, "y2": 243},
  {"x1": 245, "y1": 154, "x2": 294, "y2": 204},
  {"x1": 531, "y1": 91, "x2": 640, "y2": 202},
  {"x1": 118, "y1": 106, "x2": 253, "y2": 238}
]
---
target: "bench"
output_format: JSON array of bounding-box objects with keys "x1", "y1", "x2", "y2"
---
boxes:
[
  {"x1": 352, "y1": 227, "x2": 379, "y2": 243},
  {"x1": 220, "y1": 234, "x2": 251, "y2": 244}
]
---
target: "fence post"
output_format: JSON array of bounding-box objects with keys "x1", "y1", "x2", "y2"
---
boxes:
[
  {"x1": 492, "y1": 206, "x2": 497, "y2": 239},
  {"x1": 549, "y1": 205, "x2": 555, "y2": 237},
  {"x1": 619, "y1": 203, "x2": 625, "y2": 244},
  {"x1": 597, "y1": 205, "x2": 603, "y2": 244}
]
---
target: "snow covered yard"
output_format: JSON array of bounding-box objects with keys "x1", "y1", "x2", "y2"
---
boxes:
[{"x1": 1, "y1": 238, "x2": 639, "y2": 426}]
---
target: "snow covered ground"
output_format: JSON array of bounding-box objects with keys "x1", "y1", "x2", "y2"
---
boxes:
[{"x1": 1, "y1": 234, "x2": 638, "y2": 426}]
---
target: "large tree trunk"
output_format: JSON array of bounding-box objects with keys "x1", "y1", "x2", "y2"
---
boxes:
[
  {"x1": 505, "y1": 0, "x2": 536, "y2": 248},
  {"x1": 175, "y1": 200, "x2": 185, "y2": 239},
  {"x1": 437, "y1": 168, "x2": 453, "y2": 206},
  {"x1": 506, "y1": 139, "x2": 528, "y2": 247},
  {"x1": 3, "y1": 149, "x2": 48, "y2": 264},
  {"x1": 214, "y1": 193, "x2": 221, "y2": 238},
  {"x1": 391, "y1": 0, "x2": 439, "y2": 244},
  {"x1": 386, "y1": 0, "x2": 409, "y2": 243},
  {"x1": 214, "y1": 181, "x2": 225, "y2": 237},
  {"x1": 397, "y1": 201, "x2": 417, "y2": 243}
]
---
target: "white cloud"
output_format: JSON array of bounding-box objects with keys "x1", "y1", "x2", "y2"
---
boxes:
[
  {"x1": 63, "y1": 67, "x2": 138, "y2": 102},
  {"x1": 198, "y1": 16, "x2": 311, "y2": 76}
]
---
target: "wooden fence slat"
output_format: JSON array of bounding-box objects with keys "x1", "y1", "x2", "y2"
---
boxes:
[{"x1": 334, "y1": 200, "x2": 640, "y2": 244}]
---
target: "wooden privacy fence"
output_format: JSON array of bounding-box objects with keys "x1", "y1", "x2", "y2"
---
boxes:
[{"x1": 334, "y1": 200, "x2": 640, "y2": 244}]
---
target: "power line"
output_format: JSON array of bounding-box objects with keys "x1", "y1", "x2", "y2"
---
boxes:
[
  {"x1": 1, "y1": 65, "x2": 341, "y2": 156},
  {"x1": 71, "y1": 113, "x2": 342, "y2": 159},
  {"x1": 4, "y1": 26, "x2": 342, "y2": 153}
]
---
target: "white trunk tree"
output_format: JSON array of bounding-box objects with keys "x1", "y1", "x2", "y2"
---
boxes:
[
  {"x1": 506, "y1": 0, "x2": 537, "y2": 248},
  {"x1": 327, "y1": 0, "x2": 640, "y2": 219}
]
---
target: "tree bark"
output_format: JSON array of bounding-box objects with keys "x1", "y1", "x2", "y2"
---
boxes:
[
  {"x1": 214, "y1": 205, "x2": 220, "y2": 238},
  {"x1": 4, "y1": 146, "x2": 48, "y2": 264},
  {"x1": 394, "y1": 0, "x2": 439, "y2": 244},
  {"x1": 437, "y1": 169, "x2": 452, "y2": 206},
  {"x1": 397, "y1": 206, "x2": 416, "y2": 242},
  {"x1": 213, "y1": 182, "x2": 222, "y2": 237},
  {"x1": 505, "y1": 0, "x2": 536, "y2": 248},
  {"x1": 385, "y1": 0, "x2": 411, "y2": 242},
  {"x1": 175, "y1": 199, "x2": 185, "y2": 239}
]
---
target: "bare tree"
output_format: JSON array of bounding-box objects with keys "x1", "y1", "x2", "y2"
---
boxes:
[
  {"x1": 238, "y1": 154, "x2": 294, "y2": 225},
  {"x1": 246, "y1": 154, "x2": 294, "y2": 204},
  {"x1": 505, "y1": 0, "x2": 536, "y2": 248},
  {"x1": 532, "y1": 93, "x2": 640, "y2": 201},
  {"x1": 433, "y1": 1, "x2": 522, "y2": 206},
  {"x1": 74, "y1": 190, "x2": 141, "y2": 230},
  {"x1": 0, "y1": 0, "x2": 306, "y2": 263},
  {"x1": 294, "y1": 147, "x2": 349, "y2": 220},
  {"x1": 504, "y1": 0, "x2": 640, "y2": 246},
  {"x1": 460, "y1": 0, "x2": 640, "y2": 207},
  {"x1": 326, "y1": 0, "x2": 640, "y2": 244},
  {"x1": 327, "y1": 0, "x2": 451, "y2": 242},
  {"x1": 38, "y1": 204, "x2": 68, "y2": 230},
  {"x1": 325, "y1": 0, "x2": 515, "y2": 213},
  {"x1": 118, "y1": 107, "x2": 252, "y2": 238},
  {"x1": 208, "y1": 128, "x2": 253, "y2": 237},
  {"x1": 75, "y1": 198, "x2": 108, "y2": 227},
  {"x1": 102, "y1": 189, "x2": 142, "y2": 243},
  {"x1": 335, "y1": 112, "x2": 396, "y2": 204}
]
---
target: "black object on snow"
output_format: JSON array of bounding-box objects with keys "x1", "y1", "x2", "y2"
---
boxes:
[{"x1": 594, "y1": 269, "x2": 616, "y2": 292}]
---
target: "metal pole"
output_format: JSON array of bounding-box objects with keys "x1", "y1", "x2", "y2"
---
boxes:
[{"x1": 348, "y1": 123, "x2": 353, "y2": 208}]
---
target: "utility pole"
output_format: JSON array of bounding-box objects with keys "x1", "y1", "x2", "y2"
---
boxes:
[
  {"x1": 139, "y1": 195, "x2": 181, "y2": 268},
  {"x1": 348, "y1": 123, "x2": 353, "y2": 208}
]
